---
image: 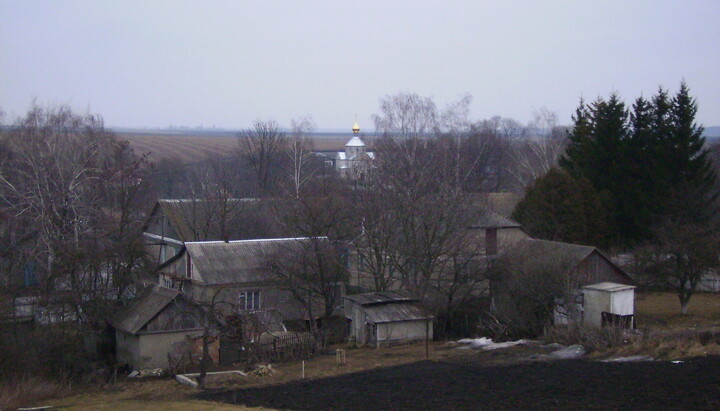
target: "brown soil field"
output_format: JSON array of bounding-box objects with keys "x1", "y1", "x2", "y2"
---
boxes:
[
  {"x1": 201, "y1": 355, "x2": 720, "y2": 410},
  {"x1": 120, "y1": 133, "x2": 351, "y2": 163}
]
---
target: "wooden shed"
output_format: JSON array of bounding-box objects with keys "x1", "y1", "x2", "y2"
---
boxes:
[
  {"x1": 344, "y1": 292, "x2": 433, "y2": 347},
  {"x1": 111, "y1": 285, "x2": 209, "y2": 370}
]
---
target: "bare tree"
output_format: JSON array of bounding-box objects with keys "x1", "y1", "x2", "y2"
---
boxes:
[
  {"x1": 373, "y1": 92, "x2": 439, "y2": 141},
  {"x1": 0, "y1": 105, "x2": 153, "y2": 382},
  {"x1": 634, "y1": 222, "x2": 720, "y2": 315},
  {"x1": 237, "y1": 119, "x2": 288, "y2": 195},
  {"x1": 262, "y1": 237, "x2": 347, "y2": 343},
  {"x1": 489, "y1": 246, "x2": 579, "y2": 337},
  {"x1": 509, "y1": 108, "x2": 567, "y2": 191},
  {"x1": 441, "y1": 94, "x2": 472, "y2": 190},
  {"x1": 285, "y1": 115, "x2": 318, "y2": 198}
]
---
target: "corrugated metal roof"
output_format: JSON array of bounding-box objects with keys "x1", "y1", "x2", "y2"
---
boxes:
[
  {"x1": 364, "y1": 302, "x2": 431, "y2": 323},
  {"x1": 186, "y1": 237, "x2": 330, "y2": 286},
  {"x1": 344, "y1": 291, "x2": 416, "y2": 306},
  {"x1": 112, "y1": 285, "x2": 180, "y2": 334}
]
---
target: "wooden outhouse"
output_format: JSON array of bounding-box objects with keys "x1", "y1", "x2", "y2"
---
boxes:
[{"x1": 582, "y1": 282, "x2": 636, "y2": 329}]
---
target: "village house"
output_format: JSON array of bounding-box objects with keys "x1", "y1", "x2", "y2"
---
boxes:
[
  {"x1": 156, "y1": 237, "x2": 330, "y2": 324},
  {"x1": 142, "y1": 198, "x2": 282, "y2": 267}
]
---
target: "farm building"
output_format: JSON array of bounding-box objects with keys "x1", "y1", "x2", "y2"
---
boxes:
[
  {"x1": 111, "y1": 285, "x2": 212, "y2": 370},
  {"x1": 344, "y1": 291, "x2": 433, "y2": 347},
  {"x1": 491, "y1": 238, "x2": 634, "y2": 327}
]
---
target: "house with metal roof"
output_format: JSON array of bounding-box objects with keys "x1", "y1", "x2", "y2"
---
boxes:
[
  {"x1": 142, "y1": 198, "x2": 284, "y2": 268},
  {"x1": 344, "y1": 291, "x2": 433, "y2": 347},
  {"x1": 157, "y1": 237, "x2": 332, "y2": 323}
]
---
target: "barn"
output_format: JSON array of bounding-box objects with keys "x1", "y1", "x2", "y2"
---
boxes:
[
  {"x1": 344, "y1": 292, "x2": 433, "y2": 347},
  {"x1": 490, "y1": 238, "x2": 634, "y2": 327}
]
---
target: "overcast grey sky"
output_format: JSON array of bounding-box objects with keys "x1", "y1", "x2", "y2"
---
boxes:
[{"x1": 1, "y1": 1, "x2": 718, "y2": 130}]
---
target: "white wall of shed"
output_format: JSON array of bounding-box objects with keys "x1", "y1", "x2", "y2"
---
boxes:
[
  {"x1": 377, "y1": 320, "x2": 432, "y2": 344},
  {"x1": 610, "y1": 289, "x2": 634, "y2": 316}
]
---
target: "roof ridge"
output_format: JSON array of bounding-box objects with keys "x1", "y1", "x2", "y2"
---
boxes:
[{"x1": 185, "y1": 236, "x2": 329, "y2": 245}]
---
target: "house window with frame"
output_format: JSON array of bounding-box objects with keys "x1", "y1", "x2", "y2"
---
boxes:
[{"x1": 238, "y1": 290, "x2": 261, "y2": 311}]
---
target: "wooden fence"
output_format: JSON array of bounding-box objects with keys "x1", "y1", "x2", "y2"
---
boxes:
[{"x1": 220, "y1": 332, "x2": 315, "y2": 366}]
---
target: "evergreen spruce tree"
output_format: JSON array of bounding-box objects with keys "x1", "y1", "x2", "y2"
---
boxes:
[
  {"x1": 529, "y1": 82, "x2": 715, "y2": 251},
  {"x1": 664, "y1": 82, "x2": 717, "y2": 225},
  {"x1": 560, "y1": 98, "x2": 592, "y2": 176},
  {"x1": 512, "y1": 168, "x2": 611, "y2": 248},
  {"x1": 623, "y1": 95, "x2": 657, "y2": 240}
]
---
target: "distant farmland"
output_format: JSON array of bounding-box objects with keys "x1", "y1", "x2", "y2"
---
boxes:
[{"x1": 118, "y1": 131, "x2": 353, "y2": 162}]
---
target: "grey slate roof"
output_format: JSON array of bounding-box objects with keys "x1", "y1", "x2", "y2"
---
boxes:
[
  {"x1": 344, "y1": 291, "x2": 415, "y2": 306},
  {"x1": 508, "y1": 238, "x2": 632, "y2": 281},
  {"x1": 186, "y1": 237, "x2": 330, "y2": 286},
  {"x1": 471, "y1": 210, "x2": 522, "y2": 229},
  {"x1": 344, "y1": 292, "x2": 432, "y2": 323},
  {"x1": 515, "y1": 238, "x2": 596, "y2": 265},
  {"x1": 112, "y1": 285, "x2": 180, "y2": 334},
  {"x1": 364, "y1": 303, "x2": 431, "y2": 323}
]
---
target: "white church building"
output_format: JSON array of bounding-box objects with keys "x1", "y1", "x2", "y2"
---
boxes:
[{"x1": 335, "y1": 121, "x2": 375, "y2": 179}]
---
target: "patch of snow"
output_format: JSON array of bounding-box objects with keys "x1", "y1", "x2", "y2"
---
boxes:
[
  {"x1": 549, "y1": 345, "x2": 586, "y2": 359},
  {"x1": 602, "y1": 355, "x2": 654, "y2": 362},
  {"x1": 457, "y1": 337, "x2": 534, "y2": 350}
]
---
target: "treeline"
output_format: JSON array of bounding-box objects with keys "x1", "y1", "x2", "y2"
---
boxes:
[
  {"x1": 512, "y1": 83, "x2": 719, "y2": 314},
  {"x1": 0, "y1": 106, "x2": 153, "y2": 380},
  {"x1": 514, "y1": 82, "x2": 716, "y2": 247}
]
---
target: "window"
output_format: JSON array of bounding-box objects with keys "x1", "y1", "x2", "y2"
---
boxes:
[
  {"x1": 238, "y1": 290, "x2": 261, "y2": 311},
  {"x1": 161, "y1": 276, "x2": 174, "y2": 289}
]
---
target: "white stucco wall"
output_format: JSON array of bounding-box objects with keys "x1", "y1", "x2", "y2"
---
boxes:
[
  {"x1": 582, "y1": 287, "x2": 635, "y2": 329},
  {"x1": 116, "y1": 329, "x2": 204, "y2": 370},
  {"x1": 377, "y1": 320, "x2": 432, "y2": 345}
]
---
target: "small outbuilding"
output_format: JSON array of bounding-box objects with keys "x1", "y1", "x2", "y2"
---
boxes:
[
  {"x1": 582, "y1": 282, "x2": 636, "y2": 329},
  {"x1": 344, "y1": 291, "x2": 433, "y2": 347},
  {"x1": 112, "y1": 285, "x2": 209, "y2": 370}
]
